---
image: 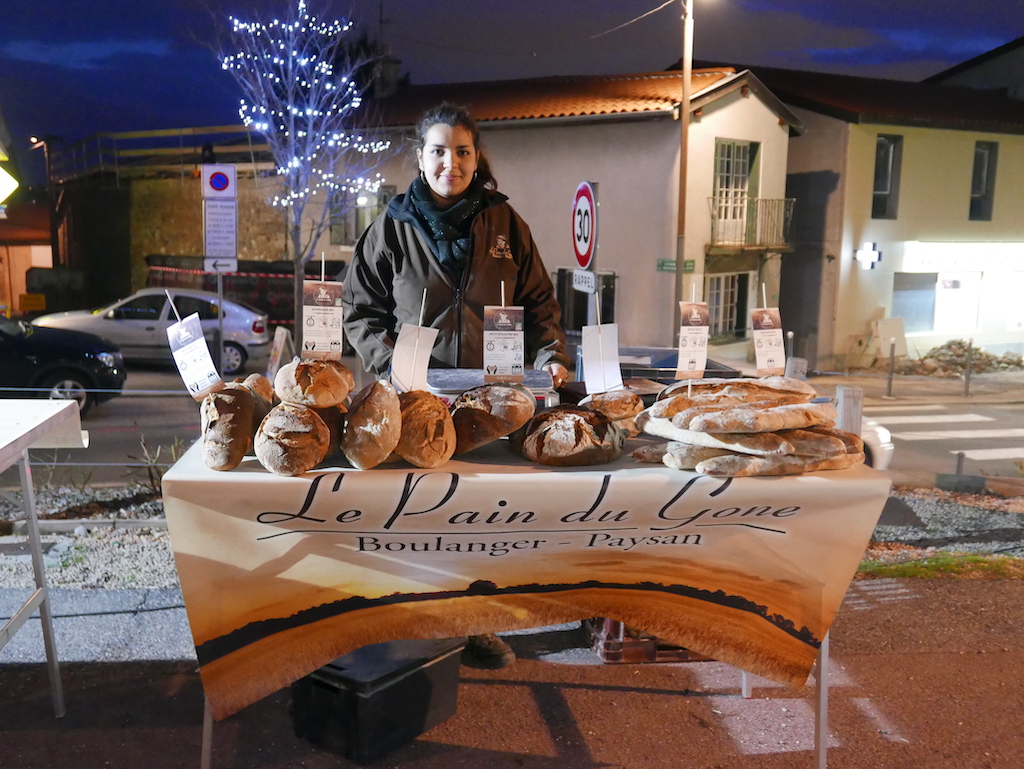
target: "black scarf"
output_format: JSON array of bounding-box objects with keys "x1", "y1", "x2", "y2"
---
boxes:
[{"x1": 388, "y1": 175, "x2": 504, "y2": 279}]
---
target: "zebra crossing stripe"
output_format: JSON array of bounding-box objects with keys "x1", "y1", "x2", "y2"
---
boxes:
[
  {"x1": 873, "y1": 414, "x2": 993, "y2": 425},
  {"x1": 893, "y1": 428, "x2": 1024, "y2": 441}
]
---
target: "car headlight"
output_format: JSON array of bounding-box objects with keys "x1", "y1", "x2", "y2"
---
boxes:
[{"x1": 97, "y1": 352, "x2": 119, "y2": 368}]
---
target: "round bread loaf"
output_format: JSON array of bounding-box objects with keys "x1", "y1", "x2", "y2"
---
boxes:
[
  {"x1": 254, "y1": 402, "x2": 331, "y2": 476},
  {"x1": 200, "y1": 383, "x2": 256, "y2": 471},
  {"x1": 274, "y1": 358, "x2": 354, "y2": 407},
  {"x1": 513, "y1": 406, "x2": 626, "y2": 466},
  {"x1": 341, "y1": 380, "x2": 402, "y2": 469},
  {"x1": 396, "y1": 391, "x2": 456, "y2": 469},
  {"x1": 451, "y1": 383, "x2": 536, "y2": 454}
]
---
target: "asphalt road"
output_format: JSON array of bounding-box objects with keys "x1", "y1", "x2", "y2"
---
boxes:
[
  {"x1": 865, "y1": 402, "x2": 1024, "y2": 487},
  {"x1": 7, "y1": 362, "x2": 1024, "y2": 490}
]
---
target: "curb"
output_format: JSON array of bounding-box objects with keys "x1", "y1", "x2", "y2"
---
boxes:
[{"x1": 9, "y1": 518, "x2": 168, "y2": 535}]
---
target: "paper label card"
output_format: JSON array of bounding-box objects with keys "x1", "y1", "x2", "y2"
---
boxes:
[
  {"x1": 265, "y1": 326, "x2": 294, "y2": 381},
  {"x1": 581, "y1": 323, "x2": 622, "y2": 394},
  {"x1": 301, "y1": 280, "x2": 345, "y2": 360},
  {"x1": 483, "y1": 305, "x2": 525, "y2": 382},
  {"x1": 391, "y1": 324, "x2": 440, "y2": 393},
  {"x1": 676, "y1": 301, "x2": 709, "y2": 379},
  {"x1": 167, "y1": 313, "x2": 222, "y2": 400},
  {"x1": 751, "y1": 307, "x2": 786, "y2": 376}
]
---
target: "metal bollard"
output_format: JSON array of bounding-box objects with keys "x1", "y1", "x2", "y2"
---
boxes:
[
  {"x1": 956, "y1": 452, "x2": 965, "y2": 474},
  {"x1": 964, "y1": 339, "x2": 974, "y2": 398},
  {"x1": 885, "y1": 339, "x2": 896, "y2": 399}
]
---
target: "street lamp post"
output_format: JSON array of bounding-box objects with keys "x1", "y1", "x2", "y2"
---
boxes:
[
  {"x1": 30, "y1": 135, "x2": 61, "y2": 267},
  {"x1": 673, "y1": 0, "x2": 694, "y2": 343}
]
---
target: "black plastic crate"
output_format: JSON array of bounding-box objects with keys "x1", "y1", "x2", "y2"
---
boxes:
[{"x1": 292, "y1": 637, "x2": 466, "y2": 765}]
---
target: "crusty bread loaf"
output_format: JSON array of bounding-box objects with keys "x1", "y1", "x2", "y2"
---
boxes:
[
  {"x1": 631, "y1": 441, "x2": 731, "y2": 469},
  {"x1": 396, "y1": 391, "x2": 456, "y2": 468},
  {"x1": 658, "y1": 376, "x2": 818, "y2": 402},
  {"x1": 579, "y1": 389, "x2": 644, "y2": 438},
  {"x1": 687, "y1": 401, "x2": 838, "y2": 434},
  {"x1": 807, "y1": 425, "x2": 865, "y2": 454},
  {"x1": 513, "y1": 406, "x2": 626, "y2": 466},
  {"x1": 237, "y1": 373, "x2": 275, "y2": 405},
  {"x1": 254, "y1": 402, "x2": 331, "y2": 476},
  {"x1": 695, "y1": 451, "x2": 865, "y2": 477},
  {"x1": 775, "y1": 428, "x2": 847, "y2": 459},
  {"x1": 641, "y1": 415, "x2": 794, "y2": 456},
  {"x1": 200, "y1": 383, "x2": 256, "y2": 471},
  {"x1": 273, "y1": 358, "x2": 354, "y2": 408},
  {"x1": 451, "y1": 383, "x2": 536, "y2": 454},
  {"x1": 341, "y1": 380, "x2": 402, "y2": 470}
]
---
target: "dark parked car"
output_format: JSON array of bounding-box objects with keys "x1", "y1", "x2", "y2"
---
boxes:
[{"x1": 0, "y1": 315, "x2": 126, "y2": 416}]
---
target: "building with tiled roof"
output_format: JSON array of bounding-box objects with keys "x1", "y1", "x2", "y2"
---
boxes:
[{"x1": 695, "y1": 62, "x2": 1024, "y2": 368}]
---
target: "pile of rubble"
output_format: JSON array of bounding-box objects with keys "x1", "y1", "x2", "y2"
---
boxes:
[{"x1": 890, "y1": 339, "x2": 1024, "y2": 378}]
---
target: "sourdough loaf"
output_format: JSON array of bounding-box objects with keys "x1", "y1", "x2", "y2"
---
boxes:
[
  {"x1": 254, "y1": 402, "x2": 331, "y2": 476},
  {"x1": 274, "y1": 358, "x2": 354, "y2": 408},
  {"x1": 200, "y1": 383, "x2": 257, "y2": 471},
  {"x1": 513, "y1": 406, "x2": 626, "y2": 466},
  {"x1": 579, "y1": 390, "x2": 644, "y2": 438},
  {"x1": 341, "y1": 380, "x2": 402, "y2": 469},
  {"x1": 451, "y1": 383, "x2": 536, "y2": 454},
  {"x1": 396, "y1": 391, "x2": 457, "y2": 468}
]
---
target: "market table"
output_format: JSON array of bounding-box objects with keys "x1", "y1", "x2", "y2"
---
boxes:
[
  {"x1": 164, "y1": 439, "x2": 890, "y2": 723},
  {"x1": 0, "y1": 400, "x2": 89, "y2": 718}
]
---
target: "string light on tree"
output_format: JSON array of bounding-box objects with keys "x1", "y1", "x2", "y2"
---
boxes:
[{"x1": 220, "y1": 0, "x2": 395, "y2": 341}]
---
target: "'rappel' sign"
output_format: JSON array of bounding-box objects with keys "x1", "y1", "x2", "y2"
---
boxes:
[{"x1": 572, "y1": 181, "x2": 598, "y2": 270}]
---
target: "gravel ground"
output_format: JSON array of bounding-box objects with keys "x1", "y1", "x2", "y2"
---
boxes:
[{"x1": 1, "y1": 483, "x2": 1022, "y2": 590}]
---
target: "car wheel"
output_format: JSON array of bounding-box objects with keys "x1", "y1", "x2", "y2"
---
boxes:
[
  {"x1": 41, "y1": 371, "x2": 93, "y2": 416},
  {"x1": 222, "y1": 342, "x2": 247, "y2": 375}
]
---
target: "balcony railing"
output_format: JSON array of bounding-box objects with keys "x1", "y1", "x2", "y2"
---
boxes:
[{"x1": 707, "y1": 197, "x2": 795, "y2": 251}]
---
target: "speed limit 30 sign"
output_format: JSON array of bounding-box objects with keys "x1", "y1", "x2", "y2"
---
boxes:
[{"x1": 572, "y1": 181, "x2": 598, "y2": 270}]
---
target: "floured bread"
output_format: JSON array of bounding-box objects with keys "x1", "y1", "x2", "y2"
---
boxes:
[
  {"x1": 201, "y1": 383, "x2": 257, "y2": 471},
  {"x1": 658, "y1": 376, "x2": 818, "y2": 402},
  {"x1": 687, "y1": 401, "x2": 838, "y2": 434},
  {"x1": 632, "y1": 441, "x2": 732, "y2": 470},
  {"x1": 342, "y1": 380, "x2": 402, "y2": 470},
  {"x1": 397, "y1": 391, "x2": 456, "y2": 468},
  {"x1": 274, "y1": 358, "x2": 354, "y2": 408},
  {"x1": 513, "y1": 406, "x2": 626, "y2": 466},
  {"x1": 451, "y1": 383, "x2": 536, "y2": 454},
  {"x1": 641, "y1": 416, "x2": 794, "y2": 456},
  {"x1": 254, "y1": 402, "x2": 331, "y2": 476},
  {"x1": 695, "y1": 451, "x2": 866, "y2": 477},
  {"x1": 579, "y1": 390, "x2": 644, "y2": 438}
]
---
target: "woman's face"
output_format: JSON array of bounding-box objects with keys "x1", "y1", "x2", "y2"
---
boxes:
[{"x1": 416, "y1": 123, "x2": 479, "y2": 206}]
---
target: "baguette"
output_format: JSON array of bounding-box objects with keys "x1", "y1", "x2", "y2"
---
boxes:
[
  {"x1": 695, "y1": 451, "x2": 865, "y2": 477},
  {"x1": 775, "y1": 428, "x2": 847, "y2": 459},
  {"x1": 687, "y1": 401, "x2": 838, "y2": 434},
  {"x1": 659, "y1": 376, "x2": 817, "y2": 402},
  {"x1": 806, "y1": 425, "x2": 865, "y2": 454},
  {"x1": 641, "y1": 416, "x2": 794, "y2": 456}
]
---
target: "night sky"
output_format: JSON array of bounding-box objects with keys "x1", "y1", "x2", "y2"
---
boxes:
[{"x1": 1, "y1": 0, "x2": 1021, "y2": 186}]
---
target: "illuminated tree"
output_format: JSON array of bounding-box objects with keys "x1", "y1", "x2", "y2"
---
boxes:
[{"x1": 221, "y1": 0, "x2": 392, "y2": 340}]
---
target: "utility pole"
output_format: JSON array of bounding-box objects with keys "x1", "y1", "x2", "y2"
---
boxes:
[{"x1": 673, "y1": 0, "x2": 694, "y2": 342}]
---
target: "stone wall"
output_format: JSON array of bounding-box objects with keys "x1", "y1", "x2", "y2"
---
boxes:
[{"x1": 129, "y1": 175, "x2": 287, "y2": 290}]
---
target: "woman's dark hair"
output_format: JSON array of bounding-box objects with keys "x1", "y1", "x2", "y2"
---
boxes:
[{"x1": 416, "y1": 103, "x2": 497, "y2": 190}]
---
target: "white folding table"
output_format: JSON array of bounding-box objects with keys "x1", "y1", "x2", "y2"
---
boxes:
[{"x1": 0, "y1": 400, "x2": 89, "y2": 718}]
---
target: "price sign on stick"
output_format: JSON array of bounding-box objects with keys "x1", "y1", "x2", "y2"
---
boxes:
[
  {"x1": 301, "y1": 280, "x2": 344, "y2": 360},
  {"x1": 391, "y1": 325, "x2": 439, "y2": 393},
  {"x1": 167, "y1": 314, "x2": 222, "y2": 400},
  {"x1": 676, "y1": 301, "x2": 709, "y2": 379},
  {"x1": 581, "y1": 324, "x2": 622, "y2": 394},
  {"x1": 751, "y1": 307, "x2": 786, "y2": 376},
  {"x1": 483, "y1": 305, "x2": 525, "y2": 382}
]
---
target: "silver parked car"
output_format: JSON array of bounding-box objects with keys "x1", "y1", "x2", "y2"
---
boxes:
[{"x1": 33, "y1": 287, "x2": 271, "y2": 375}]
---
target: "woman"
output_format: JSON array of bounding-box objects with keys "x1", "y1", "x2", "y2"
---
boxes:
[
  {"x1": 341, "y1": 103, "x2": 570, "y2": 388},
  {"x1": 342, "y1": 104, "x2": 568, "y2": 669}
]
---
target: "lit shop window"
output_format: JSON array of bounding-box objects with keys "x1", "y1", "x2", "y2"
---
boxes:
[{"x1": 933, "y1": 272, "x2": 981, "y2": 334}]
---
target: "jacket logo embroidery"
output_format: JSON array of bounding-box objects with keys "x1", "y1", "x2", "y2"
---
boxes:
[{"x1": 489, "y1": 234, "x2": 513, "y2": 259}]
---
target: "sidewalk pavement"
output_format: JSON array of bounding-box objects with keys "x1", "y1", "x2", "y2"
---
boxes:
[{"x1": 1, "y1": 579, "x2": 1022, "y2": 768}]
